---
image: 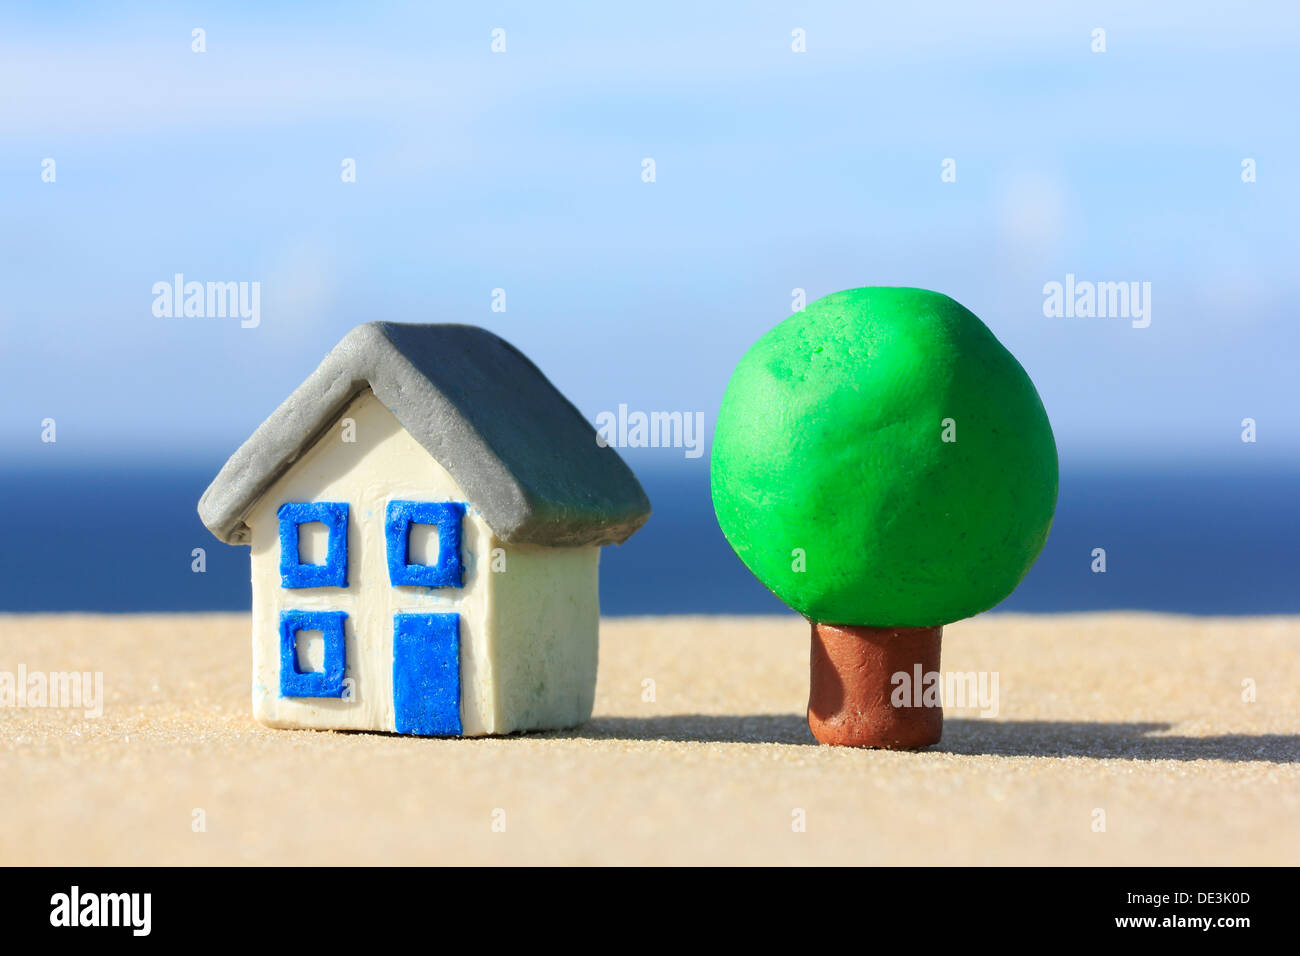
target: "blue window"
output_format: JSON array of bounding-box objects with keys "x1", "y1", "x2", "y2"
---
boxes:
[
  {"x1": 278, "y1": 502, "x2": 348, "y2": 589},
  {"x1": 385, "y1": 500, "x2": 466, "y2": 588},
  {"x1": 279, "y1": 609, "x2": 348, "y2": 698}
]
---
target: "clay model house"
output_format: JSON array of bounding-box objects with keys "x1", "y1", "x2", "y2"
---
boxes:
[{"x1": 198, "y1": 322, "x2": 650, "y2": 737}]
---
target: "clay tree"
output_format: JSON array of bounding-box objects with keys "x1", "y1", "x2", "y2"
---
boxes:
[{"x1": 711, "y1": 287, "x2": 1058, "y2": 748}]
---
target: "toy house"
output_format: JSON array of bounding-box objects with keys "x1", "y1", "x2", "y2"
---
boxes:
[{"x1": 198, "y1": 322, "x2": 650, "y2": 736}]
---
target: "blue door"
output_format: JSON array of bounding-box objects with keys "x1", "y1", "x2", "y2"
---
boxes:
[{"x1": 392, "y1": 613, "x2": 461, "y2": 735}]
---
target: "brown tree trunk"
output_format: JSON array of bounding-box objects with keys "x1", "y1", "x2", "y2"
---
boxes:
[{"x1": 807, "y1": 621, "x2": 944, "y2": 749}]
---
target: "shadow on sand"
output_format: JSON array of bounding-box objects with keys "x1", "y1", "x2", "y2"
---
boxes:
[{"x1": 556, "y1": 714, "x2": 1300, "y2": 763}]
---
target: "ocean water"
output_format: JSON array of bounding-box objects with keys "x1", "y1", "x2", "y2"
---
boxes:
[{"x1": 0, "y1": 462, "x2": 1295, "y2": 616}]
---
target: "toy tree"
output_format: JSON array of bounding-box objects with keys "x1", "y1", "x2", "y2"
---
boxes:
[{"x1": 711, "y1": 287, "x2": 1058, "y2": 748}]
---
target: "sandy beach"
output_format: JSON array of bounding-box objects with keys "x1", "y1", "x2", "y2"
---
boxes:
[{"x1": 1, "y1": 612, "x2": 1296, "y2": 866}]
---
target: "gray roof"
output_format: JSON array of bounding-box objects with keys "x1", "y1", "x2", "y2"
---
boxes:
[{"x1": 198, "y1": 322, "x2": 651, "y2": 548}]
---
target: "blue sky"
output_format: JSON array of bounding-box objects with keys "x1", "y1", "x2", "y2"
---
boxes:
[{"x1": 3, "y1": 1, "x2": 1297, "y2": 469}]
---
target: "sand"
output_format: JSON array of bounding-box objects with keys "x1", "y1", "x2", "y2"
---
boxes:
[{"x1": 1, "y1": 613, "x2": 1297, "y2": 866}]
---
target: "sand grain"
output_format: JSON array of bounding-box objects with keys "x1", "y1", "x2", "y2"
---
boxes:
[{"x1": 1, "y1": 613, "x2": 1296, "y2": 865}]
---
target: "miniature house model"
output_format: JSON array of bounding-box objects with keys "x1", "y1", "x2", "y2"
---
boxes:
[{"x1": 199, "y1": 322, "x2": 650, "y2": 737}]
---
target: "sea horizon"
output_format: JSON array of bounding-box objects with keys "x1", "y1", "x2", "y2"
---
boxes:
[{"x1": 3, "y1": 458, "x2": 1295, "y2": 616}]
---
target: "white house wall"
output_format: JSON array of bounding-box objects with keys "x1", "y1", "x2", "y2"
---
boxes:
[
  {"x1": 248, "y1": 390, "x2": 496, "y2": 734},
  {"x1": 491, "y1": 543, "x2": 599, "y2": 733},
  {"x1": 246, "y1": 388, "x2": 603, "y2": 737}
]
